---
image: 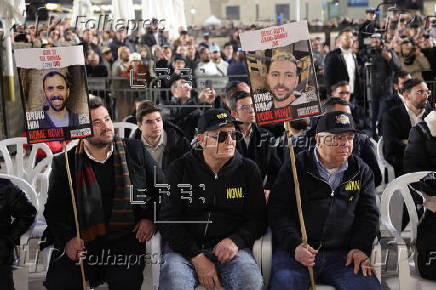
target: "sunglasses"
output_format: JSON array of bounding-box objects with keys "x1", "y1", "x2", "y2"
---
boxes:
[{"x1": 207, "y1": 131, "x2": 243, "y2": 143}]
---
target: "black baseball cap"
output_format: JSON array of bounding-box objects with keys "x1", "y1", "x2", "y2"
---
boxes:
[
  {"x1": 198, "y1": 109, "x2": 242, "y2": 134},
  {"x1": 316, "y1": 111, "x2": 358, "y2": 134}
]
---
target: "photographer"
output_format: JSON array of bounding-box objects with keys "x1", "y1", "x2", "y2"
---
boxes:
[
  {"x1": 400, "y1": 38, "x2": 431, "y2": 79},
  {"x1": 358, "y1": 8, "x2": 378, "y2": 50},
  {"x1": 365, "y1": 33, "x2": 401, "y2": 136}
]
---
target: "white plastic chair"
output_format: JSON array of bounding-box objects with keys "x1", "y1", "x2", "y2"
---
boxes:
[
  {"x1": 0, "y1": 138, "x2": 51, "y2": 239},
  {"x1": 0, "y1": 137, "x2": 53, "y2": 200},
  {"x1": 380, "y1": 171, "x2": 436, "y2": 290},
  {"x1": 152, "y1": 229, "x2": 379, "y2": 290},
  {"x1": 113, "y1": 122, "x2": 138, "y2": 138},
  {"x1": 376, "y1": 137, "x2": 396, "y2": 187}
]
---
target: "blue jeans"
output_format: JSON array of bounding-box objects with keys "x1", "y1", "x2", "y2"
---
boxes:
[
  {"x1": 159, "y1": 245, "x2": 263, "y2": 290},
  {"x1": 269, "y1": 249, "x2": 380, "y2": 290}
]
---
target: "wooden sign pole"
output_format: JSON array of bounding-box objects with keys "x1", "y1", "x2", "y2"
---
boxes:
[
  {"x1": 63, "y1": 142, "x2": 89, "y2": 290},
  {"x1": 284, "y1": 121, "x2": 316, "y2": 290}
]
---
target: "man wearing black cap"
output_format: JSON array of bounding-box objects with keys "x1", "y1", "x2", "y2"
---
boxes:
[
  {"x1": 159, "y1": 109, "x2": 267, "y2": 290},
  {"x1": 268, "y1": 111, "x2": 380, "y2": 289}
]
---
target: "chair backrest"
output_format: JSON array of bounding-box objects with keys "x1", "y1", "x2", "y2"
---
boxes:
[
  {"x1": 0, "y1": 173, "x2": 38, "y2": 213},
  {"x1": 0, "y1": 137, "x2": 53, "y2": 188},
  {"x1": 380, "y1": 171, "x2": 434, "y2": 245},
  {"x1": 376, "y1": 137, "x2": 396, "y2": 186},
  {"x1": 113, "y1": 122, "x2": 138, "y2": 138}
]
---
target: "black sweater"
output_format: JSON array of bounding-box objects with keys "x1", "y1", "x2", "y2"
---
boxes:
[{"x1": 159, "y1": 149, "x2": 267, "y2": 259}]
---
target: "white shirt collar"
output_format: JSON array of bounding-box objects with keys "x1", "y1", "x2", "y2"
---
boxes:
[
  {"x1": 404, "y1": 103, "x2": 425, "y2": 126},
  {"x1": 84, "y1": 143, "x2": 114, "y2": 164},
  {"x1": 340, "y1": 47, "x2": 353, "y2": 55}
]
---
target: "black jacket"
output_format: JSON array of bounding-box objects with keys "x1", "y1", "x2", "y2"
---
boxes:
[
  {"x1": 324, "y1": 48, "x2": 361, "y2": 100},
  {"x1": 163, "y1": 96, "x2": 222, "y2": 141},
  {"x1": 404, "y1": 121, "x2": 436, "y2": 173},
  {"x1": 268, "y1": 150, "x2": 379, "y2": 257},
  {"x1": 131, "y1": 121, "x2": 191, "y2": 171},
  {"x1": 141, "y1": 31, "x2": 167, "y2": 48},
  {"x1": 159, "y1": 150, "x2": 267, "y2": 259},
  {"x1": 0, "y1": 179, "x2": 36, "y2": 265},
  {"x1": 43, "y1": 139, "x2": 163, "y2": 248},
  {"x1": 378, "y1": 92, "x2": 403, "y2": 133},
  {"x1": 236, "y1": 123, "x2": 282, "y2": 189},
  {"x1": 365, "y1": 48, "x2": 401, "y2": 98},
  {"x1": 382, "y1": 104, "x2": 411, "y2": 176}
]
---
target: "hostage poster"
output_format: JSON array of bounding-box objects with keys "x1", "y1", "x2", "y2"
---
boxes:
[
  {"x1": 14, "y1": 46, "x2": 92, "y2": 144},
  {"x1": 239, "y1": 21, "x2": 321, "y2": 125}
]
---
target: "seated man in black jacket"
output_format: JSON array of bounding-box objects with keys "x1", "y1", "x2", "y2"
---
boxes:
[
  {"x1": 43, "y1": 97, "x2": 162, "y2": 290},
  {"x1": 159, "y1": 109, "x2": 267, "y2": 290},
  {"x1": 303, "y1": 98, "x2": 382, "y2": 187},
  {"x1": 382, "y1": 78, "x2": 430, "y2": 176},
  {"x1": 0, "y1": 179, "x2": 36, "y2": 290},
  {"x1": 228, "y1": 91, "x2": 282, "y2": 200},
  {"x1": 268, "y1": 111, "x2": 380, "y2": 289},
  {"x1": 131, "y1": 100, "x2": 190, "y2": 172}
]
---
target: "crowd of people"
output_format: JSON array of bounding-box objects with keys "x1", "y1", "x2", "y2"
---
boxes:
[{"x1": 2, "y1": 6, "x2": 436, "y2": 290}]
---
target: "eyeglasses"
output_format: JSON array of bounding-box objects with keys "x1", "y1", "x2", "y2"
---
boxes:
[
  {"x1": 338, "y1": 91, "x2": 351, "y2": 95},
  {"x1": 319, "y1": 135, "x2": 354, "y2": 146},
  {"x1": 415, "y1": 90, "x2": 431, "y2": 96},
  {"x1": 207, "y1": 131, "x2": 243, "y2": 143},
  {"x1": 238, "y1": 104, "x2": 255, "y2": 111}
]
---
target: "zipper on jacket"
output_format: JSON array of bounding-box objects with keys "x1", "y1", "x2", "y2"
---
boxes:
[
  {"x1": 202, "y1": 172, "x2": 218, "y2": 248},
  {"x1": 307, "y1": 171, "x2": 334, "y2": 251},
  {"x1": 307, "y1": 170, "x2": 359, "y2": 251},
  {"x1": 201, "y1": 211, "x2": 212, "y2": 249}
]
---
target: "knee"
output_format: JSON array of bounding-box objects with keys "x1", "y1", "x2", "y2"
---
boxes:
[
  {"x1": 159, "y1": 258, "x2": 196, "y2": 289},
  {"x1": 269, "y1": 268, "x2": 308, "y2": 290},
  {"x1": 232, "y1": 266, "x2": 263, "y2": 290},
  {"x1": 240, "y1": 271, "x2": 263, "y2": 290}
]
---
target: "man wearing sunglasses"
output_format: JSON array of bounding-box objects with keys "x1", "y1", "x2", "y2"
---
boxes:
[
  {"x1": 159, "y1": 109, "x2": 267, "y2": 290},
  {"x1": 268, "y1": 111, "x2": 380, "y2": 289}
]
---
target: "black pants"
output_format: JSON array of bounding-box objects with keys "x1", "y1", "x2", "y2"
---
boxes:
[
  {"x1": 0, "y1": 265, "x2": 14, "y2": 290},
  {"x1": 44, "y1": 233, "x2": 146, "y2": 290},
  {"x1": 418, "y1": 250, "x2": 436, "y2": 281}
]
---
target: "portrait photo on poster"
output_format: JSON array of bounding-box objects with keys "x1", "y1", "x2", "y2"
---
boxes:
[
  {"x1": 14, "y1": 46, "x2": 92, "y2": 144},
  {"x1": 240, "y1": 21, "x2": 322, "y2": 125}
]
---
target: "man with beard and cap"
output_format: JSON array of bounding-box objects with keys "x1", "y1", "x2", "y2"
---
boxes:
[
  {"x1": 159, "y1": 108, "x2": 266, "y2": 290},
  {"x1": 39, "y1": 71, "x2": 79, "y2": 129}
]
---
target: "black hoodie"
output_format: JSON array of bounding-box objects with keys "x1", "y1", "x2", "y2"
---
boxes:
[{"x1": 159, "y1": 149, "x2": 267, "y2": 259}]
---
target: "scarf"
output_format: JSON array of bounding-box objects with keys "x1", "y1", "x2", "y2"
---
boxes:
[{"x1": 74, "y1": 137, "x2": 135, "y2": 243}]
